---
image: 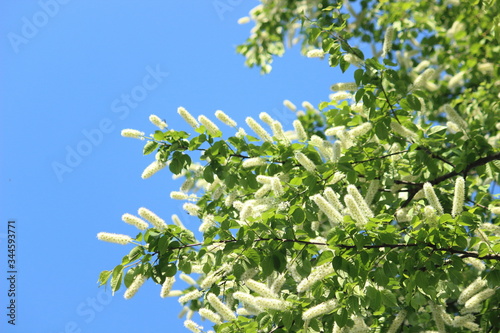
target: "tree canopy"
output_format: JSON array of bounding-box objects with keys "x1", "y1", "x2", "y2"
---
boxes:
[{"x1": 97, "y1": 1, "x2": 500, "y2": 332}]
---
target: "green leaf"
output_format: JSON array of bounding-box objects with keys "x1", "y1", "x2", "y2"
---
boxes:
[
  {"x1": 332, "y1": 256, "x2": 343, "y2": 270},
  {"x1": 291, "y1": 207, "x2": 305, "y2": 224},
  {"x1": 153, "y1": 131, "x2": 165, "y2": 141},
  {"x1": 203, "y1": 165, "x2": 214, "y2": 183},
  {"x1": 272, "y1": 252, "x2": 286, "y2": 272},
  {"x1": 124, "y1": 267, "x2": 138, "y2": 287},
  {"x1": 365, "y1": 57, "x2": 385, "y2": 70},
  {"x1": 128, "y1": 246, "x2": 143, "y2": 261},
  {"x1": 98, "y1": 270, "x2": 112, "y2": 287},
  {"x1": 297, "y1": 258, "x2": 312, "y2": 277},
  {"x1": 143, "y1": 141, "x2": 158, "y2": 155},
  {"x1": 163, "y1": 263, "x2": 177, "y2": 277},
  {"x1": 407, "y1": 94, "x2": 421, "y2": 110},
  {"x1": 111, "y1": 265, "x2": 124, "y2": 292},
  {"x1": 375, "y1": 121, "x2": 389, "y2": 140},
  {"x1": 381, "y1": 290, "x2": 398, "y2": 307},
  {"x1": 169, "y1": 157, "x2": 183, "y2": 175},
  {"x1": 374, "y1": 267, "x2": 389, "y2": 286},
  {"x1": 410, "y1": 291, "x2": 427, "y2": 309},
  {"x1": 383, "y1": 261, "x2": 398, "y2": 277},
  {"x1": 244, "y1": 248, "x2": 261, "y2": 265},
  {"x1": 316, "y1": 250, "x2": 334, "y2": 266},
  {"x1": 351, "y1": 48, "x2": 364, "y2": 60},
  {"x1": 335, "y1": 308, "x2": 348, "y2": 327},
  {"x1": 366, "y1": 286, "x2": 382, "y2": 310},
  {"x1": 383, "y1": 58, "x2": 397, "y2": 66},
  {"x1": 261, "y1": 255, "x2": 275, "y2": 278},
  {"x1": 354, "y1": 69, "x2": 364, "y2": 85},
  {"x1": 340, "y1": 57, "x2": 350, "y2": 73}
]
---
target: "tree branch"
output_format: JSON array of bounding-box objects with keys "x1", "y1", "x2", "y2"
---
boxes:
[
  {"x1": 352, "y1": 150, "x2": 409, "y2": 164},
  {"x1": 170, "y1": 237, "x2": 500, "y2": 260},
  {"x1": 401, "y1": 152, "x2": 500, "y2": 207}
]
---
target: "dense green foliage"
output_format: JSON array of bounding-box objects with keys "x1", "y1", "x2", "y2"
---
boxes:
[{"x1": 98, "y1": 1, "x2": 500, "y2": 332}]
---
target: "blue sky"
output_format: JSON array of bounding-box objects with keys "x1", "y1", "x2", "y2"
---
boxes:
[{"x1": 0, "y1": 1, "x2": 345, "y2": 332}]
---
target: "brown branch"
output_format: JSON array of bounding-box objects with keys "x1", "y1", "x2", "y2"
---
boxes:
[
  {"x1": 352, "y1": 150, "x2": 409, "y2": 165},
  {"x1": 170, "y1": 237, "x2": 500, "y2": 260},
  {"x1": 379, "y1": 76, "x2": 400, "y2": 124},
  {"x1": 415, "y1": 146, "x2": 455, "y2": 168},
  {"x1": 401, "y1": 152, "x2": 500, "y2": 207}
]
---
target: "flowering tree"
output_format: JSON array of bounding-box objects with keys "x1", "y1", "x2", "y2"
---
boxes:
[{"x1": 97, "y1": 1, "x2": 500, "y2": 332}]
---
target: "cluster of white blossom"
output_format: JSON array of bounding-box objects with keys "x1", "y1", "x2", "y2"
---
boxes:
[
  {"x1": 297, "y1": 262, "x2": 335, "y2": 293},
  {"x1": 430, "y1": 303, "x2": 446, "y2": 333},
  {"x1": 350, "y1": 316, "x2": 370, "y2": 333},
  {"x1": 178, "y1": 289, "x2": 203, "y2": 304},
  {"x1": 171, "y1": 214, "x2": 186, "y2": 229},
  {"x1": 364, "y1": 179, "x2": 380, "y2": 205},
  {"x1": 330, "y1": 82, "x2": 358, "y2": 91},
  {"x1": 123, "y1": 274, "x2": 147, "y2": 300},
  {"x1": 386, "y1": 309, "x2": 407, "y2": 333},
  {"x1": 329, "y1": 91, "x2": 353, "y2": 102},
  {"x1": 282, "y1": 99, "x2": 297, "y2": 111},
  {"x1": 271, "y1": 120, "x2": 291, "y2": 145},
  {"x1": 245, "y1": 279, "x2": 278, "y2": 299},
  {"x1": 97, "y1": 232, "x2": 133, "y2": 245},
  {"x1": 149, "y1": 114, "x2": 167, "y2": 129},
  {"x1": 323, "y1": 187, "x2": 344, "y2": 212},
  {"x1": 443, "y1": 104, "x2": 468, "y2": 132},
  {"x1": 309, "y1": 135, "x2": 334, "y2": 161},
  {"x1": 390, "y1": 121, "x2": 419, "y2": 141},
  {"x1": 242, "y1": 157, "x2": 266, "y2": 168},
  {"x1": 199, "y1": 308, "x2": 222, "y2": 325},
  {"x1": 199, "y1": 214, "x2": 216, "y2": 233},
  {"x1": 198, "y1": 115, "x2": 220, "y2": 136},
  {"x1": 138, "y1": 207, "x2": 168, "y2": 230},
  {"x1": 215, "y1": 110, "x2": 237, "y2": 127},
  {"x1": 302, "y1": 299, "x2": 337, "y2": 321},
  {"x1": 413, "y1": 68, "x2": 436, "y2": 90},
  {"x1": 141, "y1": 160, "x2": 166, "y2": 179},
  {"x1": 311, "y1": 193, "x2": 343, "y2": 225},
  {"x1": 121, "y1": 213, "x2": 149, "y2": 230},
  {"x1": 306, "y1": 49, "x2": 325, "y2": 58},
  {"x1": 207, "y1": 293, "x2": 236, "y2": 321},
  {"x1": 199, "y1": 263, "x2": 232, "y2": 289},
  {"x1": 180, "y1": 273, "x2": 198, "y2": 286},
  {"x1": 121, "y1": 129, "x2": 145, "y2": 139},
  {"x1": 345, "y1": 194, "x2": 368, "y2": 226},
  {"x1": 423, "y1": 182, "x2": 444, "y2": 215},
  {"x1": 347, "y1": 185, "x2": 374, "y2": 218},
  {"x1": 381, "y1": 25, "x2": 395, "y2": 58},
  {"x1": 344, "y1": 53, "x2": 364, "y2": 67},
  {"x1": 183, "y1": 319, "x2": 203, "y2": 333},
  {"x1": 451, "y1": 176, "x2": 465, "y2": 217},
  {"x1": 183, "y1": 202, "x2": 201, "y2": 216},
  {"x1": 348, "y1": 122, "x2": 372, "y2": 139},
  {"x1": 295, "y1": 151, "x2": 317, "y2": 172},
  {"x1": 160, "y1": 276, "x2": 175, "y2": 298},
  {"x1": 178, "y1": 106, "x2": 199, "y2": 129},
  {"x1": 293, "y1": 119, "x2": 308, "y2": 141}
]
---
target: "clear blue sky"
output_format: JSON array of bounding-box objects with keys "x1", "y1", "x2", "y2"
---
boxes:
[{"x1": 0, "y1": 1, "x2": 345, "y2": 332}]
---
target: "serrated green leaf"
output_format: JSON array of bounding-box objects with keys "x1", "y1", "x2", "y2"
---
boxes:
[
  {"x1": 98, "y1": 270, "x2": 112, "y2": 287},
  {"x1": 111, "y1": 265, "x2": 124, "y2": 292},
  {"x1": 143, "y1": 141, "x2": 158, "y2": 155}
]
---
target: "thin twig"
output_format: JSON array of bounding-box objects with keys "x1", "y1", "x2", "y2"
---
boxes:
[
  {"x1": 169, "y1": 237, "x2": 500, "y2": 260},
  {"x1": 401, "y1": 152, "x2": 500, "y2": 207}
]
